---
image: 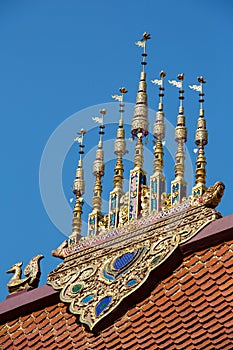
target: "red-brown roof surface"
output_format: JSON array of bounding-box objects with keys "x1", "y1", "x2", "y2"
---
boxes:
[{"x1": 1, "y1": 232, "x2": 233, "y2": 349}]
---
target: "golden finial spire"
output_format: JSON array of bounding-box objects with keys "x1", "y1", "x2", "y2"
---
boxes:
[
  {"x1": 112, "y1": 87, "x2": 128, "y2": 191},
  {"x1": 88, "y1": 109, "x2": 106, "y2": 235},
  {"x1": 132, "y1": 32, "x2": 150, "y2": 166},
  {"x1": 129, "y1": 33, "x2": 150, "y2": 221},
  {"x1": 190, "y1": 77, "x2": 208, "y2": 197},
  {"x1": 150, "y1": 71, "x2": 166, "y2": 212},
  {"x1": 151, "y1": 71, "x2": 166, "y2": 174},
  {"x1": 169, "y1": 74, "x2": 187, "y2": 205},
  {"x1": 69, "y1": 129, "x2": 86, "y2": 245},
  {"x1": 109, "y1": 88, "x2": 128, "y2": 228}
]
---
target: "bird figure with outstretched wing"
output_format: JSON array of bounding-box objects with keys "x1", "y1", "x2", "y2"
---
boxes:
[{"x1": 7, "y1": 254, "x2": 44, "y2": 294}]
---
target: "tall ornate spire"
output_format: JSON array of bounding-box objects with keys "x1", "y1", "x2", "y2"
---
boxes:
[
  {"x1": 169, "y1": 74, "x2": 187, "y2": 205},
  {"x1": 190, "y1": 77, "x2": 208, "y2": 198},
  {"x1": 109, "y1": 88, "x2": 128, "y2": 228},
  {"x1": 150, "y1": 71, "x2": 166, "y2": 212},
  {"x1": 131, "y1": 32, "x2": 150, "y2": 167},
  {"x1": 69, "y1": 128, "x2": 86, "y2": 245},
  {"x1": 129, "y1": 33, "x2": 150, "y2": 221},
  {"x1": 88, "y1": 109, "x2": 106, "y2": 235}
]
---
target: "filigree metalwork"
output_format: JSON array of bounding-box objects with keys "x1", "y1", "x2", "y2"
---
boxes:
[{"x1": 47, "y1": 184, "x2": 223, "y2": 330}]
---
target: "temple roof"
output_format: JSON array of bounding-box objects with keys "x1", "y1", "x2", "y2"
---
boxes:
[{"x1": 1, "y1": 214, "x2": 233, "y2": 349}]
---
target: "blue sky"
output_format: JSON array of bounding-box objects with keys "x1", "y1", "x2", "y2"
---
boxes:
[{"x1": 0, "y1": 0, "x2": 233, "y2": 301}]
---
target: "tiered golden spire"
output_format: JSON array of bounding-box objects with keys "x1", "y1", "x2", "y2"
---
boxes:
[
  {"x1": 131, "y1": 32, "x2": 150, "y2": 169},
  {"x1": 151, "y1": 71, "x2": 166, "y2": 175},
  {"x1": 69, "y1": 128, "x2": 86, "y2": 245},
  {"x1": 128, "y1": 33, "x2": 150, "y2": 221},
  {"x1": 109, "y1": 88, "x2": 128, "y2": 228},
  {"x1": 88, "y1": 109, "x2": 106, "y2": 235},
  {"x1": 112, "y1": 87, "x2": 128, "y2": 192},
  {"x1": 169, "y1": 74, "x2": 187, "y2": 204},
  {"x1": 190, "y1": 77, "x2": 208, "y2": 197},
  {"x1": 150, "y1": 71, "x2": 166, "y2": 212}
]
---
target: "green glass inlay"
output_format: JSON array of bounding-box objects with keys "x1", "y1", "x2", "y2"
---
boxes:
[
  {"x1": 72, "y1": 284, "x2": 82, "y2": 293},
  {"x1": 152, "y1": 256, "x2": 161, "y2": 265}
]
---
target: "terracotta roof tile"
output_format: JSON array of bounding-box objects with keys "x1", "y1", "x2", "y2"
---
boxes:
[
  {"x1": 208, "y1": 261, "x2": 223, "y2": 275},
  {"x1": 220, "y1": 286, "x2": 232, "y2": 297},
  {"x1": 225, "y1": 327, "x2": 233, "y2": 338},
  {"x1": 218, "y1": 310, "x2": 233, "y2": 325},
  {"x1": 141, "y1": 311, "x2": 161, "y2": 326},
  {"x1": 225, "y1": 292, "x2": 233, "y2": 303},
  {"x1": 19, "y1": 315, "x2": 34, "y2": 329},
  {"x1": 205, "y1": 290, "x2": 223, "y2": 303},
  {"x1": 179, "y1": 272, "x2": 194, "y2": 286},
  {"x1": 126, "y1": 305, "x2": 139, "y2": 317},
  {"x1": 57, "y1": 340, "x2": 74, "y2": 350},
  {"x1": 39, "y1": 323, "x2": 55, "y2": 336},
  {"x1": 175, "y1": 339, "x2": 196, "y2": 350},
  {"x1": 139, "y1": 337, "x2": 156, "y2": 349},
  {"x1": 22, "y1": 321, "x2": 37, "y2": 335},
  {"x1": 27, "y1": 340, "x2": 43, "y2": 350},
  {"x1": 220, "y1": 250, "x2": 233, "y2": 263},
  {"x1": 152, "y1": 331, "x2": 173, "y2": 346},
  {"x1": 131, "y1": 318, "x2": 148, "y2": 332},
  {"x1": 218, "y1": 277, "x2": 233, "y2": 291},
  {"x1": 7, "y1": 320, "x2": 21, "y2": 333},
  {"x1": 208, "y1": 327, "x2": 225, "y2": 341},
  {"x1": 215, "y1": 243, "x2": 230, "y2": 256},
  {"x1": 185, "y1": 321, "x2": 202, "y2": 336},
  {"x1": 198, "y1": 311, "x2": 216, "y2": 325},
  {"x1": 158, "y1": 298, "x2": 174, "y2": 311},
  {"x1": 190, "y1": 261, "x2": 205, "y2": 274},
  {"x1": 174, "y1": 266, "x2": 189, "y2": 279},
  {"x1": 12, "y1": 333, "x2": 27, "y2": 347},
  {"x1": 201, "y1": 249, "x2": 215, "y2": 262},
  {"x1": 120, "y1": 336, "x2": 138, "y2": 349},
  {"x1": 181, "y1": 310, "x2": 198, "y2": 324},
  {"x1": 37, "y1": 317, "x2": 50, "y2": 331},
  {"x1": 1, "y1": 337, "x2": 14, "y2": 349},
  {"x1": 127, "y1": 309, "x2": 144, "y2": 323},
  {"x1": 26, "y1": 329, "x2": 41, "y2": 342},
  {"x1": 50, "y1": 312, "x2": 64, "y2": 326}
]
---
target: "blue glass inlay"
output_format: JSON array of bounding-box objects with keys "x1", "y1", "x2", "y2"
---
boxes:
[
  {"x1": 126, "y1": 279, "x2": 138, "y2": 287},
  {"x1": 111, "y1": 195, "x2": 117, "y2": 210},
  {"x1": 96, "y1": 296, "x2": 112, "y2": 317},
  {"x1": 152, "y1": 180, "x2": 157, "y2": 193},
  {"x1": 103, "y1": 268, "x2": 115, "y2": 281},
  {"x1": 151, "y1": 199, "x2": 157, "y2": 211},
  {"x1": 113, "y1": 251, "x2": 136, "y2": 270},
  {"x1": 140, "y1": 173, "x2": 143, "y2": 184},
  {"x1": 89, "y1": 216, "x2": 95, "y2": 225},
  {"x1": 172, "y1": 183, "x2": 180, "y2": 192},
  {"x1": 81, "y1": 294, "x2": 94, "y2": 304},
  {"x1": 110, "y1": 213, "x2": 116, "y2": 227}
]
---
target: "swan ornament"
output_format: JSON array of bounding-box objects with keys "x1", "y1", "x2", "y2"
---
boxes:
[{"x1": 7, "y1": 254, "x2": 44, "y2": 294}]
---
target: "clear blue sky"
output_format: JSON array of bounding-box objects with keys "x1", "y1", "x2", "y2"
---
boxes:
[{"x1": 0, "y1": 0, "x2": 233, "y2": 301}]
